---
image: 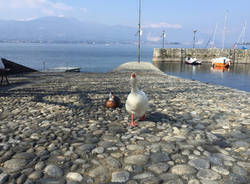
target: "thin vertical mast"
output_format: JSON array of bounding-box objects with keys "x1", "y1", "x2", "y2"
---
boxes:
[
  {"x1": 241, "y1": 21, "x2": 247, "y2": 45},
  {"x1": 234, "y1": 21, "x2": 247, "y2": 49},
  {"x1": 222, "y1": 10, "x2": 228, "y2": 49},
  {"x1": 212, "y1": 23, "x2": 218, "y2": 48},
  {"x1": 138, "y1": 0, "x2": 141, "y2": 63}
]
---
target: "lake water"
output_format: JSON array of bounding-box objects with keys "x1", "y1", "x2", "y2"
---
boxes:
[
  {"x1": 154, "y1": 62, "x2": 250, "y2": 92},
  {"x1": 0, "y1": 43, "x2": 250, "y2": 92},
  {"x1": 0, "y1": 43, "x2": 154, "y2": 72}
]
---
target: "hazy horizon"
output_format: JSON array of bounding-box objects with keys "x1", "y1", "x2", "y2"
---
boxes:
[{"x1": 0, "y1": 0, "x2": 249, "y2": 48}]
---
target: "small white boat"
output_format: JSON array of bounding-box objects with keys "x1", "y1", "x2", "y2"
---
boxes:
[
  {"x1": 211, "y1": 57, "x2": 231, "y2": 68},
  {"x1": 185, "y1": 57, "x2": 202, "y2": 65},
  {"x1": 48, "y1": 66, "x2": 80, "y2": 72}
]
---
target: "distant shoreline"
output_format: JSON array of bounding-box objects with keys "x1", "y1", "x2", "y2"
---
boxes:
[{"x1": 0, "y1": 40, "x2": 181, "y2": 46}]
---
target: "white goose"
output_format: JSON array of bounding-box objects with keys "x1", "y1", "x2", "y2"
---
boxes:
[{"x1": 126, "y1": 72, "x2": 148, "y2": 126}]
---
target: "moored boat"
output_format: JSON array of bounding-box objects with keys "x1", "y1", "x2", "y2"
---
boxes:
[
  {"x1": 47, "y1": 66, "x2": 80, "y2": 72},
  {"x1": 211, "y1": 57, "x2": 232, "y2": 68},
  {"x1": 185, "y1": 57, "x2": 202, "y2": 65}
]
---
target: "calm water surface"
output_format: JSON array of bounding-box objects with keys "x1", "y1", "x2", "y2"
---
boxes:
[
  {"x1": 154, "y1": 62, "x2": 250, "y2": 92},
  {"x1": 0, "y1": 43, "x2": 250, "y2": 92},
  {"x1": 0, "y1": 43, "x2": 154, "y2": 72}
]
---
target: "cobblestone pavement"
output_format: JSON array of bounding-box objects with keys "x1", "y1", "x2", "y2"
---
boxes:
[{"x1": 0, "y1": 63, "x2": 249, "y2": 184}]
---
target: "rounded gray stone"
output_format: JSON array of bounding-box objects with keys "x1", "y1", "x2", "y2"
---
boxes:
[
  {"x1": 91, "y1": 147, "x2": 104, "y2": 154},
  {"x1": 237, "y1": 161, "x2": 250, "y2": 169},
  {"x1": 77, "y1": 144, "x2": 95, "y2": 153},
  {"x1": 206, "y1": 156, "x2": 223, "y2": 166},
  {"x1": 211, "y1": 166, "x2": 229, "y2": 175},
  {"x1": 66, "y1": 172, "x2": 83, "y2": 182},
  {"x1": 28, "y1": 170, "x2": 43, "y2": 180},
  {"x1": 145, "y1": 134, "x2": 161, "y2": 142},
  {"x1": 12, "y1": 152, "x2": 35, "y2": 160},
  {"x1": 148, "y1": 163, "x2": 169, "y2": 174},
  {"x1": 188, "y1": 158, "x2": 210, "y2": 169},
  {"x1": 111, "y1": 171, "x2": 130, "y2": 183},
  {"x1": 105, "y1": 157, "x2": 122, "y2": 168},
  {"x1": 88, "y1": 166, "x2": 108, "y2": 178},
  {"x1": 35, "y1": 162, "x2": 46, "y2": 170},
  {"x1": 44, "y1": 165, "x2": 63, "y2": 178},
  {"x1": 151, "y1": 152, "x2": 170, "y2": 163},
  {"x1": 124, "y1": 155, "x2": 149, "y2": 165},
  {"x1": 133, "y1": 172, "x2": 154, "y2": 180},
  {"x1": 197, "y1": 169, "x2": 221, "y2": 180},
  {"x1": 232, "y1": 165, "x2": 248, "y2": 176},
  {"x1": 171, "y1": 164, "x2": 197, "y2": 175},
  {"x1": 127, "y1": 145, "x2": 144, "y2": 151},
  {"x1": 4, "y1": 159, "x2": 28, "y2": 172}
]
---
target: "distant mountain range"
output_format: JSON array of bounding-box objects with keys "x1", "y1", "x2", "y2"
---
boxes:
[
  {"x1": 0, "y1": 16, "x2": 244, "y2": 48},
  {"x1": 0, "y1": 17, "x2": 138, "y2": 42},
  {"x1": 0, "y1": 17, "x2": 147, "y2": 43},
  {"x1": 0, "y1": 16, "x2": 184, "y2": 45}
]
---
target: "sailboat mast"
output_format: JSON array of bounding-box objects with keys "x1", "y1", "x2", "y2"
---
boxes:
[
  {"x1": 234, "y1": 21, "x2": 247, "y2": 49},
  {"x1": 212, "y1": 23, "x2": 218, "y2": 48},
  {"x1": 222, "y1": 10, "x2": 228, "y2": 49},
  {"x1": 241, "y1": 21, "x2": 247, "y2": 44},
  {"x1": 138, "y1": 0, "x2": 141, "y2": 63}
]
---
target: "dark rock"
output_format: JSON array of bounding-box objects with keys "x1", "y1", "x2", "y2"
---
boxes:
[{"x1": 151, "y1": 152, "x2": 170, "y2": 163}]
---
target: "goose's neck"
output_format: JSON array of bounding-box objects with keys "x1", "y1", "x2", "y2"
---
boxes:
[{"x1": 131, "y1": 80, "x2": 139, "y2": 93}]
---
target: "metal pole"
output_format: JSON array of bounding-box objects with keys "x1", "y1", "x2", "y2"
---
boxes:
[
  {"x1": 193, "y1": 29, "x2": 197, "y2": 49},
  {"x1": 162, "y1": 30, "x2": 165, "y2": 48},
  {"x1": 138, "y1": 0, "x2": 141, "y2": 63}
]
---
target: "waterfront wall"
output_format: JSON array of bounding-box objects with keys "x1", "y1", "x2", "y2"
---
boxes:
[{"x1": 152, "y1": 48, "x2": 250, "y2": 64}]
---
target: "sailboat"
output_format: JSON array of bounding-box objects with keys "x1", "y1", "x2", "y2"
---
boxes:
[
  {"x1": 205, "y1": 23, "x2": 217, "y2": 49},
  {"x1": 233, "y1": 21, "x2": 247, "y2": 49},
  {"x1": 211, "y1": 11, "x2": 231, "y2": 69}
]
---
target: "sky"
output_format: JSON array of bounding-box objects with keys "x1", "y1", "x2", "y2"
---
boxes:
[{"x1": 0, "y1": 0, "x2": 249, "y2": 47}]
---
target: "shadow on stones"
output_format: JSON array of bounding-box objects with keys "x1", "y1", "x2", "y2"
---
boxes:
[
  {"x1": 0, "y1": 82, "x2": 31, "y2": 95},
  {"x1": 148, "y1": 112, "x2": 176, "y2": 123}
]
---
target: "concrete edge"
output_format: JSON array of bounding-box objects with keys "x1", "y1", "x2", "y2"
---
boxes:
[{"x1": 113, "y1": 61, "x2": 165, "y2": 75}]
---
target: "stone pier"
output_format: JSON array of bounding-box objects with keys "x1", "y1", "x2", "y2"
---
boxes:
[{"x1": 152, "y1": 48, "x2": 250, "y2": 64}]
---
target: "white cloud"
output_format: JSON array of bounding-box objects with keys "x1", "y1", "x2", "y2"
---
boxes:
[
  {"x1": 18, "y1": 17, "x2": 37, "y2": 21},
  {"x1": 144, "y1": 22, "x2": 182, "y2": 29},
  {"x1": 146, "y1": 33, "x2": 161, "y2": 42},
  {"x1": 0, "y1": 0, "x2": 87, "y2": 20},
  {"x1": 51, "y1": 2, "x2": 73, "y2": 11}
]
